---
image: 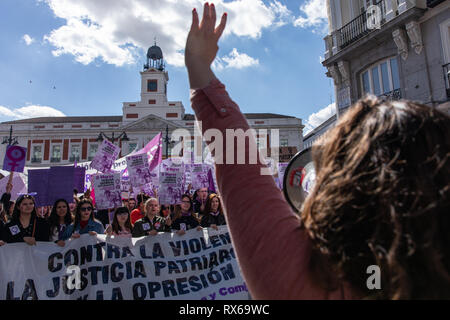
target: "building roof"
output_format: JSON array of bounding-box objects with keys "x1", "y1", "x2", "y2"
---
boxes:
[
  {"x1": 1, "y1": 116, "x2": 123, "y2": 124},
  {"x1": 303, "y1": 114, "x2": 337, "y2": 140},
  {"x1": 2, "y1": 113, "x2": 298, "y2": 124}
]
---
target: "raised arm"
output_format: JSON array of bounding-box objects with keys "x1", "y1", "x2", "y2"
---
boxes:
[{"x1": 185, "y1": 3, "x2": 324, "y2": 299}]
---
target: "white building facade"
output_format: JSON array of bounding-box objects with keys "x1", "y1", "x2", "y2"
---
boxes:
[
  {"x1": 323, "y1": 0, "x2": 450, "y2": 117},
  {"x1": 0, "y1": 45, "x2": 304, "y2": 167}
]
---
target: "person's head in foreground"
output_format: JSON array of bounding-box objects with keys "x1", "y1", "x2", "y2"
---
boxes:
[{"x1": 301, "y1": 96, "x2": 450, "y2": 299}]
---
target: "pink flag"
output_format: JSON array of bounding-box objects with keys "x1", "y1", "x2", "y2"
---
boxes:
[{"x1": 132, "y1": 132, "x2": 163, "y2": 172}]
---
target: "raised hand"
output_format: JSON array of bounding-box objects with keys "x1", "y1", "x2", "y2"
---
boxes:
[{"x1": 185, "y1": 2, "x2": 227, "y2": 89}]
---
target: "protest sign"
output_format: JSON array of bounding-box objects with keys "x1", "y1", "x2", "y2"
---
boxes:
[
  {"x1": 92, "y1": 172, "x2": 122, "y2": 210},
  {"x1": 0, "y1": 173, "x2": 27, "y2": 201},
  {"x1": 159, "y1": 171, "x2": 184, "y2": 205},
  {"x1": 28, "y1": 167, "x2": 78, "y2": 206},
  {"x1": 0, "y1": 227, "x2": 249, "y2": 300},
  {"x1": 126, "y1": 153, "x2": 151, "y2": 188},
  {"x1": 188, "y1": 164, "x2": 209, "y2": 190},
  {"x1": 47, "y1": 167, "x2": 75, "y2": 205},
  {"x1": 74, "y1": 167, "x2": 86, "y2": 192},
  {"x1": 2, "y1": 145, "x2": 27, "y2": 173},
  {"x1": 27, "y1": 169, "x2": 49, "y2": 206},
  {"x1": 90, "y1": 140, "x2": 121, "y2": 173}
]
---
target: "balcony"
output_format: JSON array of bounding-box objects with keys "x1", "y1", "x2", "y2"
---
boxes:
[
  {"x1": 337, "y1": 0, "x2": 386, "y2": 50},
  {"x1": 31, "y1": 157, "x2": 42, "y2": 163},
  {"x1": 50, "y1": 157, "x2": 61, "y2": 163},
  {"x1": 444, "y1": 63, "x2": 450, "y2": 99},
  {"x1": 69, "y1": 156, "x2": 80, "y2": 162},
  {"x1": 324, "y1": 0, "x2": 427, "y2": 63}
]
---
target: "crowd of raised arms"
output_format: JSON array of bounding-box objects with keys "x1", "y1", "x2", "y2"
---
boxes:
[{"x1": 0, "y1": 182, "x2": 226, "y2": 247}]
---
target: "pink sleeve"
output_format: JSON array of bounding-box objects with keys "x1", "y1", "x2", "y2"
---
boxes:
[{"x1": 190, "y1": 79, "x2": 333, "y2": 299}]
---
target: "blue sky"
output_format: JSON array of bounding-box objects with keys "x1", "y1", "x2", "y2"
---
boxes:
[{"x1": 0, "y1": 0, "x2": 336, "y2": 133}]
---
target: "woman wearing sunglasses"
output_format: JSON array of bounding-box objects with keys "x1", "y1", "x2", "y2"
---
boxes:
[
  {"x1": 61, "y1": 199, "x2": 104, "y2": 240},
  {"x1": 0, "y1": 194, "x2": 50, "y2": 246},
  {"x1": 106, "y1": 207, "x2": 133, "y2": 238}
]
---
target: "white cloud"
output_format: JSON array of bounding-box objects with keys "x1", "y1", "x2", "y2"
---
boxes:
[
  {"x1": 22, "y1": 34, "x2": 35, "y2": 45},
  {"x1": 0, "y1": 105, "x2": 66, "y2": 121},
  {"x1": 304, "y1": 102, "x2": 336, "y2": 135},
  {"x1": 213, "y1": 48, "x2": 259, "y2": 71},
  {"x1": 41, "y1": 0, "x2": 292, "y2": 67},
  {"x1": 293, "y1": 0, "x2": 329, "y2": 33}
]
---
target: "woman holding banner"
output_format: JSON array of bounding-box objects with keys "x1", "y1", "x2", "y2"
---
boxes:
[
  {"x1": 48, "y1": 199, "x2": 73, "y2": 247},
  {"x1": 201, "y1": 193, "x2": 226, "y2": 230},
  {"x1": 61, "y1": 199, "x2": 104, "y2": 240},
  {"x1": 1, "y1": 194, "x2": 50, "y2": 245},
  {"x1": 171, "y1": 194, "x2": 202, "y2": 235},
  {"x1": 132, "y1": 198, "x2": 171, "y2": 237},
  {"x1": 106, "y1": 207, "x2": 133, "y2": 237},
  {"x1": 185, "y1": 3, "x2": 450, "y2": 299}
]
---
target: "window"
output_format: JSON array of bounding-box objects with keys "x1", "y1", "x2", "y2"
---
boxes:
[
  {"x1": 70, "y1": 144, "x2": 81, "y2": 162},
  {"x1": 280, "y1": 139, "x2": 289, "y2": 147},
  {"x1": 88, "y1": 144, "x2": 98, "y2": 160},
  {"x1": 361, "y1": 57, "x2": 401, "y2": 97},
  {"x1": 147, "y1": 80, "x2": 157, "y2": 92},
  {"x1": 51, "y1": 145, "x2": 61, "y2": 162},
  {"x1": 256, "y1": 136, "x2": 267, "y2": 150},
  {"x1": 32, "y1": 146, "x2": 42, "y2": 163}
]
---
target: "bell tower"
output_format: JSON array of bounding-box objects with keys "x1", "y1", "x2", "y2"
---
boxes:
[{"x1": 122, "y1": 41, "x2": 184, "y2": 123}]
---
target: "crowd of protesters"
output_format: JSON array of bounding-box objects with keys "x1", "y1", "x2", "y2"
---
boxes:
[{"x1": 0, "y1": 181, "x2": 226, "y2": 247}]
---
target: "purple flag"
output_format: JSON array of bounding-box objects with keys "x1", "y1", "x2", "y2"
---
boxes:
[
  {"x1": 28, "y1": 169, "x2": 49, "y2": 207},
  {"x1": 208, "y1": 168, "x2": 216, "y2": 193},
  {"x1": 74, "y1": 167, "x2": 86, "y2": 192},
  {"x1": 132, "y1": 132, "x2": 163, "y2": 172},
  {"x1": 47, "y1": 166, "x2": 74, "y2": 205},
  {"x1": 2, "y1": 145, "x2": 27, "y2": 173}
]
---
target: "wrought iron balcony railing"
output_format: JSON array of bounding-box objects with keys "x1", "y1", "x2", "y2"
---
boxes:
[
  {"x1": 50, "y1": 157, "x2": 61, "y2": 163},
  {"x1": 378, "y1": 88, "x2": 402, "y2": 101},
  {"x1": 69, "y1": 156, "x2": 80, "y2": 162},
  {"x1": 337, "y1": 0, "x2": 386, "y2": 50},
  {"x1": 31, "y1": 157, "x2": 42, "y2": 163}
]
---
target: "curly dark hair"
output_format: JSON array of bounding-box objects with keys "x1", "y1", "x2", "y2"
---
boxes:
[{"x1": 301, "y1": 97, "x2": 450, "y2": 299}]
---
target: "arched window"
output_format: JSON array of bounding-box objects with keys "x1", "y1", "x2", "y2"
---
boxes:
[{"x1": 360, "y1": 57, "x2": 401, "y2": 98}]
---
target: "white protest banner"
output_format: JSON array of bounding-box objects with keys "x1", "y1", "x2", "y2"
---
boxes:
[
  {"x1": 0, "y1": 227, "x2": 249, "y2": 300},
  {"x1": 90, "y1": 140, "x2": 121, "y2": 173},
  {"x1": 126, "y1": 153, "x2": 152, "y2": 188},
  {"x1": 92, "y1": 172, "x2": 122, "y2": 210}
]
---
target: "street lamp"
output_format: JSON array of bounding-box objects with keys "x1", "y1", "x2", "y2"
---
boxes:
[
  {"x1": 164, "y1": 125, "x2": 175, "y2": 158},
  {"x1": 96, "y1": 131, "x2": 130, "y2": 143},
  {"x1": 1, "y1": 126, "x2": 19, "y2": 146}
]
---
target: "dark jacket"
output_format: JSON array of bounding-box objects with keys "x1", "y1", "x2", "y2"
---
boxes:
[
  {"x1": 171, "y1": 214, "x2": 200, "y2": 231},
  {"x1": 200, "y1": 213, "x2": 227, "y2": 228},
  {"x1": 132, "y1": 215, "x2": 170, "y2": 237},
  {"x1": 61, "y1": 219, "x2": 105, "y2": 240},
  {"x1": 2, "y1": 216, "x2": 50, "y2": 243}
]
